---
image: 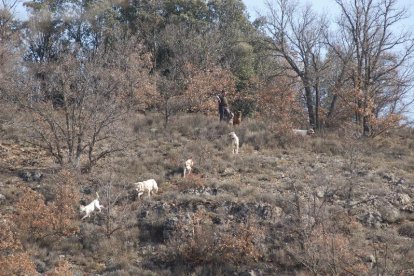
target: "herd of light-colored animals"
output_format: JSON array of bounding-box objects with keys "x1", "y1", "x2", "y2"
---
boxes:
[{"x1": 80, "y1": 115, "x2": 315, "y2": 220}]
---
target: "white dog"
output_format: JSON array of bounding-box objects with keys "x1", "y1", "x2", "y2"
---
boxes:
[
  {"x1": 80, "y1": 192, "x2": 104, "y2": 220},
  {"x1": 183, "y1": 158, "x2": 194, "y2": 177},
  {"x1": 292, "y1": 129, "x2": 315, "y2": 136},
  {"x1": 134, "y1": 179, "x2": 158, "y2": 199},
  {"x1": 229, "y1": 132, "x2": 239, "y2": 154}
]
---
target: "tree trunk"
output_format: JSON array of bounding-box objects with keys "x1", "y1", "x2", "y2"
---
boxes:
[
  {"x1": 315, "y1": 84, "x2": 320, "y2": 130},
  {"x1": 304, "y1": 86, "x2": 315, "y2": 128},
  {"x1": 363, "y1": 115, "x2": 371, "y2": 137},
  {"x1": 327, "y1": 94, "x2": 337, "y2": 119}
]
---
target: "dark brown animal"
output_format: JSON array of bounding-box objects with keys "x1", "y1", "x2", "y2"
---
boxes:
[{"x1": 232, "y1": 111, "x2": 242, "y2": 126}]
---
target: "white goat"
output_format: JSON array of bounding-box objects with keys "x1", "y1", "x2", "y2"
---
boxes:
[
  {"x1": 292, "y1": 129, "x2": 315, "y2": 136},
  {"x1": 80, "y1": 192, "x2": 104, "y2": 220},
  {"x1": 183, "y1": 158, "x2": 194, "y2": 177},
  {"x1": 134, "y1": 179, "x2": 158, "y2": 199},
  {"x1": 229, "y1": 131, "x2": 239, "y2": 154}
]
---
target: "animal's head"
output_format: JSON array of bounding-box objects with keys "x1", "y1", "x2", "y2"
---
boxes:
[
  {"x1": 80, "y1": 205, "x2": 86, "y2": 212},
  {"x1": 307, "y1": 129, "x2": 315, "y2": 135},
  {"x1": 228, "y1": 132, "x2": 237, "y2": 139},
  {"x1": 236, "y1": 111, "x2": 242, "y2": 118},
  {"x1": 135, "y1": 182, "x2": 144, "y2": 191}
]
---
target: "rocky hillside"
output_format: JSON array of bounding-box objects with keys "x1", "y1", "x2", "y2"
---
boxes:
[{"x1": 1, "y1": 113, "x2": 414, "y2": 275}]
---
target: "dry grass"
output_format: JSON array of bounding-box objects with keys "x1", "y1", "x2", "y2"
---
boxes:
[{"x1": 1, "y1": 112, "x2": 414, "y2": 275}]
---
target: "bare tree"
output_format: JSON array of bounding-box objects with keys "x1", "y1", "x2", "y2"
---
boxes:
[
  {"x1": 7, "y1": 40, "x2": 151, "y2": 172},
  {"x1": 331, "y1": 0, "x2": 414, "y2": 136},
  {"x1": 261, "y1": 0, "x2": 328, "y2": 129}
]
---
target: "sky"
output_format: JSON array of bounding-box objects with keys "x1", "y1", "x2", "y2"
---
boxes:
[
  {"x1": 243, "y1": 0, "x2": 337, "y2": 18},
  {"x1": 242, "y1": 0, "x2": 414, "y2": 29}
]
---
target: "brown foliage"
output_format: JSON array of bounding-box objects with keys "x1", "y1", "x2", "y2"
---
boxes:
[
  {"x1": 45, "y1": 260, "x2": 73, "y2": 276},
  {"x1": 166, "y1": 210, "x2": 263, "y2": 266},
  {"x1": 14, "y1": 171, "x2": 80, "y2": 241},
  {"x1": 183, "y1": 63, "x2": 237, "y2": 114},
  {"x1": 173, "y1": 174, "x2": 206, "y2": 192},
  {"x1": 288, "y1": 223, "x2": 369, "y2": 275},
  {"x1": 255, "y1": 76, "x2": 306, "y2": 136},
  {"x1": 0, "y1": 216, "x2": 38, "y2": 276},
  {"x1": 0, "y1": 252, "x2": 38, "y2": 276}
]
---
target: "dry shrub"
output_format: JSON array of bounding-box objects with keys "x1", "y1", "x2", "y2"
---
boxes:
[
  {"x1": 45, "y1": 260, "x2": 73, "y2": 276},
  {"x1": 255, "y1": 76, "x2": 307, "y2": 140},
  {"x1": 165, "y1": 210, "x2": 264, "y2": 267},
  {"x1": 183, "y1": 64, "x2": 236, "y2": 114},
  {"x1": 398, "y1": 223, "x2": 414, "y2": 238},
  {"x1": 0, "y1": 252, "x2": 38, "y2": 276},
  {"x1": 310, "y1": 136, "x2": 345, "y2": 156},
  {"x1": 14, "y1": 171, "x2": 80, "y2": 241},
  {"x1": 0, "y1": 215, "x2": 38, "y2": 276},
  {"x1": 173, "y1": 174, "x2": 205, "y2": 192},
  {"x1": 288, "y1": 224, "x2": 369, "y2": 275}
]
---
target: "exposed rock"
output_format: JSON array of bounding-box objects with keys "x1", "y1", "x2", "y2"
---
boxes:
[
  {"x1": 182, "y1": 186, "x2": 219, "y2": 196},
  {"x1": 363, "y1": 254, "x2": 376, "y2": 268},
  {"x1": 359, "y1": 211, "x2": 383, "y2": 228},
  {"x1": 380, "y1": 172, "x2": 404, "y2": 185},
  {"x1": 163, "y1": 217, "x2": 179, "y2": 241},
  {"x1": 301, "y1": 214, "x2": 316, "y2": 228},
  {"x1": 32, "y1": 171, "x2": 43, "y2": 181},
  {"x1": 0, "y1": 194, "x2": 5, "y2": 202},
  {"x1": 401, "y1": 204, "x2": 414, "y2": 213},
  {"x1": 221, "y1": 167, "x2": 236, "y2": 177},
  {"x1": 18, "y1": 171, "x2": 32, "y2": 182},
  {"x1": 35, "y1": 259, "x2": 46, "y2": 273},
  {"x1": 389, "y1": 193, "x2": 411, "y2": 206},
  {"x1": 274, "y1": 206, "x2": 283, "y2": 217},
  {"x1": 315, "y1": 187, "x2": 325, "y2": 198},
  {"x1": 381, "y1": 172, "x2": 397, "y2": 183},
  {"x1": 18, "y1": 170, "x2": 43, "y2": 182},
  {"x1": 398, "y1": 223, "x2": 414, "y2": 238},
  {"x1": 398, "y1": 193, "x2": 411, "y2": 205},
  {"x1": 378, "y1": 204, "x2": 401, "y2": 223}
]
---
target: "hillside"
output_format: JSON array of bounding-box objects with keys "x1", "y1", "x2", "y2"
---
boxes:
[{"x1": 1, "y1": 113, "x2": 414, "y2": 275}]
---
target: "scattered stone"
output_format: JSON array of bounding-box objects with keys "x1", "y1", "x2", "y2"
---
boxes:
[
  {"x1": 381, "y1": 172, "x2": 397, "y2": 183},
  {"x1": 364, "y1": 254, "x2": 376, "y2": 268},
  {"x1": 398, "y1": 193, "x2": 411, "y2": 205},
  {"x1": 360, "y1": 211, "x2": 383, "y2": 228},
  {"x1": 18, "y1": 171, "x2": 43, "y2": 182},
  {"x1": 18, "y1": 171, "x2": 32, "y2": 182},
  {"x1": 315, "y1": 188, "x2": 325, "y2": 198},
  {"x1": 398, "y1": 223, "x2": 414, "y2": 238},
  {"x1": 32, "y1": 171, "x2": 43, "y2": 181},
  {"x1": 389, "y1": 193, "x2": 412, "y2": 207},
  {"x1": 378, "y1": 204, "x2": 400, "y2": 223},
  {"x1": 182, "y1": 186, "x2": 219, "y2": 196},
  {"x1": 221, "y1": 167, "x2": 236, "y2": 177},
  {"x1": 274, "y1": 206, "x2": 283, "y2": 217},
  {"x1": 35, "y1": 259, "x2": 46, "y2": 273},
  {"x1": 163, "y1": 217, "x2": 179, "y2": 241}
]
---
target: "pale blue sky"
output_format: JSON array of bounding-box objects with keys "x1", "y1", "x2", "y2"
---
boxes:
[
  {"x1": 242, "y1": 0, "x2": 414, "y2": 30},
  {"x1": 243, "y1": 0, "x2": 337, "y2": 18}
]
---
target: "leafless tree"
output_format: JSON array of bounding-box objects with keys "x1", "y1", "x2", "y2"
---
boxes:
[
  {"x1": 261, "y1": 0, "x2": 328, "y2": 129},
  {"x1": 330, "y1": 0, "x2": 414, "y2": 136},
  {"x1": 6, "y1": 40, "x2": 151, "y2": 172}
]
